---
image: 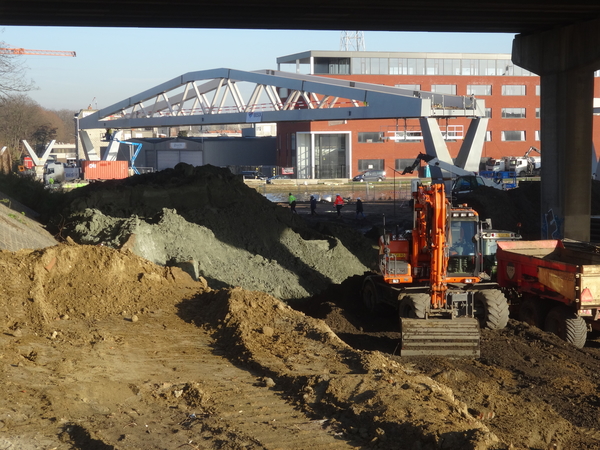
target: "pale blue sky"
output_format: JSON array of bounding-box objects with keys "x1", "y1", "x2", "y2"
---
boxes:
[{"x1": 1, "y1": 27, "x2": 515, "y2": 111}]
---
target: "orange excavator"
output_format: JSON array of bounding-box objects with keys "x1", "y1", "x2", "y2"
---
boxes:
[{"x1": 362, "y1": 182, "x2": 511, "y2": 357}]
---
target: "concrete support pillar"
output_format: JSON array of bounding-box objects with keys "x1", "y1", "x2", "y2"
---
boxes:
[
  {"x1": 455, "y1": 117, "x2": 489, "y2": 172},
  {"x1": 419, "y1": 117, "x2": 452, "y2": 181},
  {"x1": 512, "y1": 17, "x2": 600, "y2": 241},
  {"x1": 539, "y1": 69, "x2": 594, "y2": 239}
]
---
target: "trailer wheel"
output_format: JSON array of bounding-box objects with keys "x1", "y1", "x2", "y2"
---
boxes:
[
  {"x1": 474, "y1": 290, "x2": 509, "y2": 330},
  {"x1": 544, "y1": 306, "x2": 587, "y2": 348},
  {"x1": 362, "y1": 279, "x2": 379, "y2": 314},
  {"x1": 399, "y1": 293, "x2": 430, "y2": 319},
  {"x1": 519, "y1": 297, "x2": 548, "y2": 329}
]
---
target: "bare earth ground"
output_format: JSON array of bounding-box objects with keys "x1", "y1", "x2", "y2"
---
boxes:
[{"x1": 1, "y1": 166, "x2": 600, "y2": 449}]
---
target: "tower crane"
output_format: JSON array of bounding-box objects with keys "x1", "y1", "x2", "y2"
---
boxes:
[{"x1": 0, "y1": 47, "x2": 76, "y2": 57}]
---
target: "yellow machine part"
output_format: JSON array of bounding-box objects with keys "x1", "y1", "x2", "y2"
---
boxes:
[{"x1": 400, "y1": 318, "x2": 480, "y2": 357}]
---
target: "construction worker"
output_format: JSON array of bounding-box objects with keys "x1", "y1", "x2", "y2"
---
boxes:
[
  {"x1": 288, "y1": 193, "x2": 297, "y2": 214},
  {"x1": 356, "y1": 197, "x2": 365, "y2": 219},
  {"x1": 334, "y1": 194, "x2": 344, "y2": 217},
  {"x1": 310, "y1": 195, "x2": 318, "y2": 215}
]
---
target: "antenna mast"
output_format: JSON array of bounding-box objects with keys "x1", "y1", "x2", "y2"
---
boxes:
[{"x1": 340, "y1": 31, "x2": 365, "y2": 51}]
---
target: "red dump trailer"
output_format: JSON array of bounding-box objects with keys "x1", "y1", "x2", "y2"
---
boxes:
[
  {"x1": 496, "y1": 240, "x2": 600, "y2": 347},
  {"x1": 82, "y1": 161, "x2": 129, "y2": 180}
]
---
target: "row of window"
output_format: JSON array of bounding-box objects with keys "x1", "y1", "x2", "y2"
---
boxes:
[
  {"x1": 358, "y1": 130, "x2": 534, "y2": 143},
  {"x1": 317, "y1": 57, "x2": 536, "y2": 77},
  {"x1": 395, "y1": 84, "x2": 538, "y2": 96}
]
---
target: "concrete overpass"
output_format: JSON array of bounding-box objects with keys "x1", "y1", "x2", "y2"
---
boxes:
[{"x1": 2, "y1": 1, "x2": 600, "y2": 240}]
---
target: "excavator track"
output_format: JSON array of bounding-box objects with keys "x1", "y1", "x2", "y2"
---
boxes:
[{"x1": 400, "y1": 318, "x2": 480, "y2": 357}]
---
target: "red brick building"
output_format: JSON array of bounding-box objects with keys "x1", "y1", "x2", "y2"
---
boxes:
[{"x1": 276, "y1": 51, "x2": 600, "y2": 179}]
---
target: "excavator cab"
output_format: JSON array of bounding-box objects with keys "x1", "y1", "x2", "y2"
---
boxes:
[{"x1": 447, "y1": 213, "x2": 480, "y2": 277}]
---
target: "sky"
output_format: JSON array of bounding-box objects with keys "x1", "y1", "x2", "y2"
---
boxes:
[{"x1": 0, "y1": 27, "x2": 515, "y2": 111}]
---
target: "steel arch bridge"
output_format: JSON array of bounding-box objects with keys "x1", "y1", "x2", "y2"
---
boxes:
[{"x1": 77, "y1": 68, "x2": 488, "y2": 171}]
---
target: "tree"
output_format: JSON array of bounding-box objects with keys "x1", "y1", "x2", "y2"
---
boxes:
[
  {"x1": 0, "y1": 94, "x2": 47, "y2": 162},
  {"x1": 32, "y1": 124, "x2": 57, "y2": 150},
  {"x1": 0, "y1": 40, "x2": 35, "y2": 99},
  {"x1": 49, "y1": 108, "x2": 78, "y2": 143}
]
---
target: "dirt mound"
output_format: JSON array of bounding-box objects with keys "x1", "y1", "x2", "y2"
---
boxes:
[
  {"x1": 188, "y1": 287, "x2": 504, "y2": 449},
  {"x1": 305, "y1": 288, "x2": 600, "y2": 450},
  {"x1": 0, "y1": 241, "x2": 208, "y2": 332},
  {"x1": 54, "y1": 165, "x2": 370, "y2": 301}
]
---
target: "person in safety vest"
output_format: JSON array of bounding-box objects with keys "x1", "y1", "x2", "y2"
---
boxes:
[
  {"x1": 334, "y1": 194, "x2": 344, "y2": 217},
  {"x1": 288, "y1": 193, "x2": 297, "y2": 214}
]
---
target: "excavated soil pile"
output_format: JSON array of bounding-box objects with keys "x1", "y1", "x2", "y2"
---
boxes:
[
  {"x1": 0, "y1": 244, "x2": 507, "y2": 449},
  {"x1": 52, "y1": 164, "x2": 373, "y2": 302},
  {"x1": 302, "y1": 278, "x2": 600, "y2": 450},
  {"x1": 4, "y1": 170, "x2": 600, "y2": 449}
]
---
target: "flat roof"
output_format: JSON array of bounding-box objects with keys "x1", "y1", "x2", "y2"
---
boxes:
[{"x1": 277, "y1": 50, "x2": 512, "y2": 65}]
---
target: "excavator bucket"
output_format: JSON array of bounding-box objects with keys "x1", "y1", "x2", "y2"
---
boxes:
[{"x1": 400, "y1": 318, "x2": 480, "y2": 357}]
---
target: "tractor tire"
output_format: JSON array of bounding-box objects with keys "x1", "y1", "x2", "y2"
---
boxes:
[
  {"x1": 519, "y1": 297, "x2": 548, "y2": 329},
  {"x1": 362, "y1": 279, "x2": 379, "y2": 314},
  {"x1": 474, "y1": 289, "x2": 509, "y2": 330},
  {"x1": 399, "y1": 293, "x2": 430, "y2": 319},
  {"x1": 544, "y1": 306, "x2": 588, "y2": 348}
]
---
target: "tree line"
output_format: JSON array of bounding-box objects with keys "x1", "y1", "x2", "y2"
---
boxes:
[
  {"x1": 0, "y1": 94, "x2": 77, "y2": 166},
  {"x1": 0, "y1": 40, "x2": 77, "y2": 170}
]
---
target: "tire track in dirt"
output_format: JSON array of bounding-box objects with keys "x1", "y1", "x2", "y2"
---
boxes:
[{"x1": 1, "y1": 311, "x2": 354, "y2": 450}]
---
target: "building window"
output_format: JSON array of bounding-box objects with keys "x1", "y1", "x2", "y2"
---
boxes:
[
  {"x1": 395, "y1": 84, "x2": 421, "y2": 90},
  {"x1": 467, "y1": 85, "x2": 492, "y2": 96},
  {"x1": 484, "y1": 108, "x2": 492, "y2": 118},
  {"x1": 501, "y1": 108, "x2": 526, "y2": 118},
  {"x1": 501, "y1": 130, "x2": 525, "y2": 141},
  {"x1": 502, "y1": 85, "x2": 526, "y2": 96},
  {"x1": 395, "y1": 159, "x2": 417, "y2": 171},
  {"x1": 535, "y1": 85, "x2": 540, "y2": 95},
  {"x1": 503, "y1": 63, "x2": 532, "y2": 76},
  {"x1": 358, "y1": 159, "x2": 384, "y2": 171},
  {"x1": 535, "y1": 130, "x2": 540, "y2": 141},
  {"x1": 358, "y1": 132, "x2": 384, "y2": 143},
  {"x1": 479, "y1": 59, "x2": 498, "y2": 76},
  {"x1": 485, "y1": 131, "x2": 492, "y2": 141},
  {"x1": 535, "y1": 108, "x2": 540, "y2": 119},
  {"x1": 314, "y1": 57, "x2": 350, "y2": 75},
  {"x1": 431, "y1": 85, "x2": 457, "y2": 95}
]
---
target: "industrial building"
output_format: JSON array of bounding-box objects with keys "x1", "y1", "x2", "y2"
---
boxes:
[{"x1": 276, "y1": 50, "x2": 600, "y2": 179}]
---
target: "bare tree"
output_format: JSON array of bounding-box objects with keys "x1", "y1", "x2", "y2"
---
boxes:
[
  {"x1": 0, "y1": 40, "x2": 35, "y2": 98},
  {"x1": 0, "y1": 94, "x2": 46, "y2": 162},
  {"x1": 49, "y1": 108, "x2": 78, "y2": 143}
]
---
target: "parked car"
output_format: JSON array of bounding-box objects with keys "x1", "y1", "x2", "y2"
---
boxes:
[
  {"x1": 352, "y1": 169, "x2": 386, "y2": 182},
  {"x1": 240, "y1": 171, "x2": 267, "y2": 180},
  {"x1": 266, "y1": 175, "x2": 291, "y2": 184}
]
